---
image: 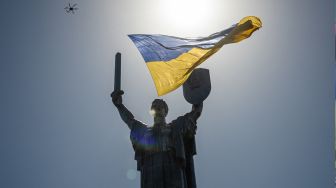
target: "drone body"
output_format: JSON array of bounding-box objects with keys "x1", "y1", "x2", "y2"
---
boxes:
[{"x1": 65, "y1": 3, "x2": 78, "y2": 14}]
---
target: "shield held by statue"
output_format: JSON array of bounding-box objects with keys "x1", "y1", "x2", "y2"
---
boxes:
[{"x1": 183, "y1": 68, "x2": 211, "y2": 104}]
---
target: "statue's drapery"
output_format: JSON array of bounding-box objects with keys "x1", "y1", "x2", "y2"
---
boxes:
[{"x1": 130, "y1": 112, "x2": 198, "y2": 188}]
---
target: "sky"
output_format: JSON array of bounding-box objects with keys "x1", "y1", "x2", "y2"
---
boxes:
[{"x1": 0, "y1": 0, "x2": 334, "y2": 187}]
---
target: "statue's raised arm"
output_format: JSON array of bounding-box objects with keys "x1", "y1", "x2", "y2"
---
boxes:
[
  {"x1": 168, "y1": 102, "x2": 203, "y2": 140},
  {"x1": 111, "y1": 90, "x2": 145, "y2": 130},
  {"x1": 189, "y1": 102, "x2": 203, "y2": 123}
]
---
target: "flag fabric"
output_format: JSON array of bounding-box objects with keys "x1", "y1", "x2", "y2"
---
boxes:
[{"x1": 129, "y1": 16, "x2": 262, "y2": 96}]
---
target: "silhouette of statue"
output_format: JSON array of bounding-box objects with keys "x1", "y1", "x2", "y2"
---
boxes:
[{"x1": 111, "y1": 90, "x2": 203, "y2": 188}]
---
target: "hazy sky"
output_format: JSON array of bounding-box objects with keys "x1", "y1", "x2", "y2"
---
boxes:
[{"x1": 0, "y1": 0, "x2": 334, "y2": 187}]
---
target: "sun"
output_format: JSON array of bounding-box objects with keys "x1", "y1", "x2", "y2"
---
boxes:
[{"x1": 158, "y1": 0, "x2": 215, "y2": 32}]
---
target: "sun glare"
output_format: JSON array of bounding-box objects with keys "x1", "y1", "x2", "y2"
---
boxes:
[{"x1": 159, "y1": 0, "x2": 214, "y2": 31}]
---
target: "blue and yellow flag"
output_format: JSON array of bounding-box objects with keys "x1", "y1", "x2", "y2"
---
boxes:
[{"x1": 129, "y1": 16, "x2": 262, "y2": 96}]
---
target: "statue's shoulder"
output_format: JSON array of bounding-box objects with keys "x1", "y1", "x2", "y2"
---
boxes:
[
  {"x1": 132, "y1": 119, "x2": 148, "y2": 130},
  {"x1": 168, "y1": 113, "x2": 190, "y2": 128},
  {"x1": 133, "y1": 119, "x2": 147, "y2": 126},
  {"x1": 170, "y1": 113, "x2": 191, "y2": 123}
]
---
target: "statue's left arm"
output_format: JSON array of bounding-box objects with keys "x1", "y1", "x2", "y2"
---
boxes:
[
  {"x1": 170, "y1": 102, "x2": 203, "y2": 137},
  {"x1": 188, "y1": 102, "x2": 203, "y2": 123}
]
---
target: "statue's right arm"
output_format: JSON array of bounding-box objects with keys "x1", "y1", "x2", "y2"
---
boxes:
[
  {"x1": 111, "y1": 90, "x2": 137, "y2": 130},
  {"x1": 115, "y1": 104, "x2": 136, "y2": 129}
]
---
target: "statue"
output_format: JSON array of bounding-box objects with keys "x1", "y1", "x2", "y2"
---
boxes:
[
  {"x1": 111, "y1": 53, "x2": 210, "y2": 188},
  {"x1": 111, "y1": 90, "x2": 203, "y2": 188}
]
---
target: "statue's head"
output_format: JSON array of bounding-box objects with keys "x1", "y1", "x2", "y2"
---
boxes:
[{"x1": 150, "y1": 99, "x2": 168, "y2": 118}]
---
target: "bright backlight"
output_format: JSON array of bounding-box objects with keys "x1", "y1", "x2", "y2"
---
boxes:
[{"x1": 159, "y1": 0, "x2": 214, "y2": 30}]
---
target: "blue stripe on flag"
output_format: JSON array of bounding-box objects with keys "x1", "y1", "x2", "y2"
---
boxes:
[{"x1": 128, "y1": 25, "x2": 235, "y2": 62}]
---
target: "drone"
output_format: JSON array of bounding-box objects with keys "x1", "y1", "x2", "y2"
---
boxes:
[{"x1": 64, "y1": 3, "x2": 78, "y2": 14}]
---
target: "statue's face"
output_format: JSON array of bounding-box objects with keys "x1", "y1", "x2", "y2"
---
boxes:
[{"x1": 151, "y1": 100, "x2": 168, "y2": 117}]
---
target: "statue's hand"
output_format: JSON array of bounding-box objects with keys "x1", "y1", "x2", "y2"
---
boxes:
[{"x1": 111, "y1": 90, "x2": 124, "y2": 107}]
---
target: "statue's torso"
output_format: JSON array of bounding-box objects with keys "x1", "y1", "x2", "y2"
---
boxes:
[
  {"x1": 145, "y1": 125, "x2": 173, "y2": 153},
  {"x1": 141, "y1": 125, "x2": 187, "y2": 188},
  {"x1": 130, "y1": 116, "x2": 197, "y2": 188}
]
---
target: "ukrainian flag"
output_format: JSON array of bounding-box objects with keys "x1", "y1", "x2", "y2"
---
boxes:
[{"x1": 129, "y1": 16, "x2": 262, "y2": 96}]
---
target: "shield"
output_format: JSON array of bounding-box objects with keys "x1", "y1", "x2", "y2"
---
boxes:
[{"x1": 183, "y1": 68, "x2": 211, "y2": 104}]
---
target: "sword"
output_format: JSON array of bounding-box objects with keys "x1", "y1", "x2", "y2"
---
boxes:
[{"x1": 114, "y1": 52, "x2": 121, "y2": 91}]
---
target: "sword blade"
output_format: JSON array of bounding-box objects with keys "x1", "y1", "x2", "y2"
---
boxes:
[{"x1": 114, "y1": 52, "x2": 121, "y2": 91}]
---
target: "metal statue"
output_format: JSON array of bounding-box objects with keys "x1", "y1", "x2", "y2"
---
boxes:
[{"x1": 111, "y1": 53, "x2": 210, "y2": 188}]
